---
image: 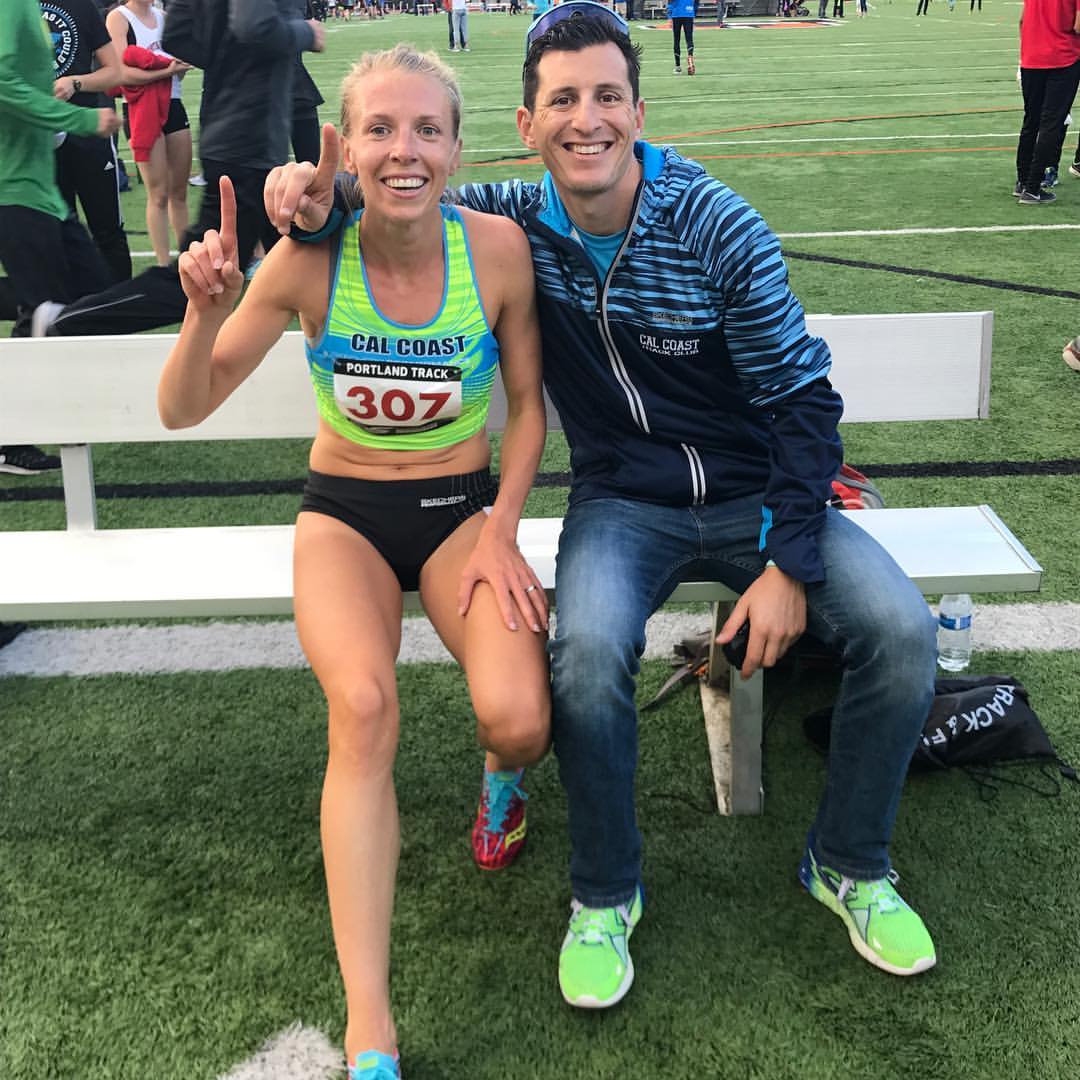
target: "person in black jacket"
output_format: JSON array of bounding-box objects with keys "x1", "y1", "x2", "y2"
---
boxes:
[
  {"x1": 293, "y1": 2, "x2": 327, "y2": 164},
  {"x1": 35, "y1": 0, "x2": 325, "y2": 336}
]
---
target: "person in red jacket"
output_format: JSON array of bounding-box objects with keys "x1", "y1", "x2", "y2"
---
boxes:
[
  {"x1": 106, "y1": 0, "x2": 193, "y2": 263},
  {"x1": 1014, "y1": 0, "x2": 1080, "y2": 204},
  {"x1": 118, "y1": 45, "x2": 171, "y2": 165}
]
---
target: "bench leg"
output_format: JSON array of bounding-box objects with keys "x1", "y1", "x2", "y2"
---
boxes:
[
  {"x1": 60, "y1": 444, "x2": 97, "y2": 531},
  {"x1": 700, "y1": 602, "x2": 765, "y2": 816}
]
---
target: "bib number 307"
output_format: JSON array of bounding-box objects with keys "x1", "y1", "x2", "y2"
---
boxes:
[{"x1": 333, "y1": 359, "x2": 462, "y2": 431}]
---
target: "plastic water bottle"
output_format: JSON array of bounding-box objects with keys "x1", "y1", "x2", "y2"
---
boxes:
[{"x1": 937, "y1": 594, "x2": 973, "y2": 672}]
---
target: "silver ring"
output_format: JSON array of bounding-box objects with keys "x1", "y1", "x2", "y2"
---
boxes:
[{"x1": 525, "y1": 584, "x2": 537, "y2": 594}]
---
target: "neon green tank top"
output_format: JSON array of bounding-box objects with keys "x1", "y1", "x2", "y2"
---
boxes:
[{"x1": 305, "y1": 204, "x2": 500, "y2": 451}]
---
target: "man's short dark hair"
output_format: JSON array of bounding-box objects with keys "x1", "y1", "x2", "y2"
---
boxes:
[{"x1": 522, "y1": 16, "x2": 643, "y2": 112}]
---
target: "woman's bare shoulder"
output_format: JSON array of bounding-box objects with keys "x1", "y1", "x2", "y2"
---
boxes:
[{"x1": 456, "y1": 204, "x2": 530, "y2": 259}]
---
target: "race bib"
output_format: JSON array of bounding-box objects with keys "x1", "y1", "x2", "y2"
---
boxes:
[{"x1": 333, "y1": 359, "x2": 463, "y2": 435}]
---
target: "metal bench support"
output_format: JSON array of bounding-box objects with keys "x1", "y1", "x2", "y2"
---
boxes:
[{"x1": 701, "y1": 601, "x2": 765, "y2": 815}]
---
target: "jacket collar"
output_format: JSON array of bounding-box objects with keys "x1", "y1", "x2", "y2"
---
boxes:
[{"x1": 535, "y1": 140, "x2": 664, "y2": 237}]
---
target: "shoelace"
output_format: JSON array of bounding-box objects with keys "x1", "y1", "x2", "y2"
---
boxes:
[
  {"x1": 837, "y1": 876, "x2": 899, "y2": 914},
  {"x1": 568, "y1": 900, "x2": 630, "y2": 945},
  {"x1": 481, "y1": 771, "x2": 527, "y2": 835}
]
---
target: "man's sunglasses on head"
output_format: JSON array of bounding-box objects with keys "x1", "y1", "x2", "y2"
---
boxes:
[{"x1": 525, "y1": 0, "x2": 630, "y2": 50}]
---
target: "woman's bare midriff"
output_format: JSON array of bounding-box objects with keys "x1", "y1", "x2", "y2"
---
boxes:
[{"x1": 308, "y1": 421, "x2": 491, "y2": 481}]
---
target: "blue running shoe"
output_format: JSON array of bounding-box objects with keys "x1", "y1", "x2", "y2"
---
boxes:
[{"x1": 349, "y1": 1049, "x2": 400, "y2": 1079}]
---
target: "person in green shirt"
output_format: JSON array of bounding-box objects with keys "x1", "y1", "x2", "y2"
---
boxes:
[{"x1": 0, "y1": 0, "x2": 120, "y2": 474}]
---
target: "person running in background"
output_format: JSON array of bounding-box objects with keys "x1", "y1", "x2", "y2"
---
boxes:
[
  {"x1": 43, "y1": 0, "x2": 131, "y2": 284},
  {"x1": 159, "y1": 46, "x2": 550, "y2": 1080},
  {"x1": 0, "y1": 0, "x2": 120, "y2": 473},
  {"x1": 668, "y1": 0, "x2": 696, "y2": 75}
]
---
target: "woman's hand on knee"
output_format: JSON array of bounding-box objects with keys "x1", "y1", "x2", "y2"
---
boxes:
[{"x1": 457, "y1": 524, "x2": 548, "y2": 634}]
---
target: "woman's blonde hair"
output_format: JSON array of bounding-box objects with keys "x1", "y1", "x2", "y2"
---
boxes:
[{"x1": 340, "y1": 44, "x2": 463, "y2": 140}]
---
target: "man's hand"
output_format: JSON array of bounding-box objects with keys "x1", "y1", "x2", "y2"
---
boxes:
[
  {"x1": 167, "y1": 60, "x2": 193, "y2": 77},
  {"x1": 264, "y1": 122, "x2": 339, "y2": 235},
  {"x1": 714, "y1": 564, "x2": 806, "y2": 680},
  {"x1": 457, "y1": 523, "x2": 549, "y2": 634},
  {"x1": 53, "y1": 77, "x2": 76, "y2": 101},
  {"x1": 307, "y1": 19, "x2": 326, "y2": 51},
  {"x1": 178, "y1": 176, "x2": 245, "y2": 313},
  {"x1": 95, "y1": 108, "x2": 121, "y2": 137}
]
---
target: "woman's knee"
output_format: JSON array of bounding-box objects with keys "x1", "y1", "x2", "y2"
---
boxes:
[
  {"x1": 475, "y1": 693, "x2": 551, "y2": 766},
  {"x1": 325, "y1": 678, "x2": 399, "y2": 768}
]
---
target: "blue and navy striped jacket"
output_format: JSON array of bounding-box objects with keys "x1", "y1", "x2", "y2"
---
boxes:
[{"x1": 458, "y1": 142, "x2": 843, "y2": 583}]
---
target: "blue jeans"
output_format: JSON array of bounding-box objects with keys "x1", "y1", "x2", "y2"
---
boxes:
[{"x1": 550, "y1": 494, "x2": 937, "y2": 907}]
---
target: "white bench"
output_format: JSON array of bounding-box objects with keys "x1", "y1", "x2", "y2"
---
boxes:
[{"x1": 0, "y1": 311, "x2": 1041, "y2": 812}]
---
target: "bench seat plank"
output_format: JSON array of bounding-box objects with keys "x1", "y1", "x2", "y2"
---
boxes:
[{"x1": 0, "y1": 507, "x2": 1041, "y2": 622}]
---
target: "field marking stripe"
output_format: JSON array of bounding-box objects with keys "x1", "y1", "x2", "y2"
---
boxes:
[
  {"x1": 463, "y1": 143, "x2": 1017, "y2": 169},
  {"x1": 784, "y1": 249, "x2": 1080, "y2": 300},
  {"x1": 215, "y1": 1023, "x2": 341, "y2": 1080},
  {"x1": 778, "y1": 224, "x2": 1080, "y2": 237},
  {"x1": 651, "y1": 105, "x2": 1020, "y2": 142},
  {"x1": 127, "y1": 223, "x2": 1080, "y2": 262},
  {"x1": 3, "y1": 604, "x2": 1079, "y2": 678}
]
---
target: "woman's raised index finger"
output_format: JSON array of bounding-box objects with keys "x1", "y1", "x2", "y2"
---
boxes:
[{"x1": 218, "y1": 174, "x2": 238, "y2": 252}]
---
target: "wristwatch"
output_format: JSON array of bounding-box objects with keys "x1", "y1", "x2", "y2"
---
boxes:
[{"x1": 72, "y1": 78, "x2": 82, "y2": 93}]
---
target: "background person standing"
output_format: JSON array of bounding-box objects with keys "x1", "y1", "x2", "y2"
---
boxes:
[
  {"x1": 0, "y1": 0, "x2": 119, "y2": 472},
  {"x1": 668, "y1": 0, "x2": 696, "y2": 75},
  {"x1": 108, "y1": 0, "x2": 193, "y2": 265},
  {"x1": 450, "y1": 0, "x2": 469, "y2": 50},
  {"x1": 1014, "y1": 0, "x2": 1080, "y2": 204},
  {"x1": 43, "y1": 0, "x2": 131, "y2": 284}
]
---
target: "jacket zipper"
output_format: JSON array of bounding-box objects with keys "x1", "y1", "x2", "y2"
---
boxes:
[{"x1": 597, "y1": 181, "x2": 651, "y2": 435}]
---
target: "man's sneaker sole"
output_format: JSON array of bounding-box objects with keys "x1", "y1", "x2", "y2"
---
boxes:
[
  {"x1": 1069, "y1": 163, "x2": 1080, "y2": 178},
  {"x1": 798, "y1": 856, "x2": 937, "y2": 977}
]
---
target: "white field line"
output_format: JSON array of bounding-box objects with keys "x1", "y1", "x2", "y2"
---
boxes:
[
  {"x1": 130, "y1": 220, "x2": 1080, "y2": 260},
  {"x1": 2, "y1": 604, "x2": 1079, "y2": 678},
  {"x1": 215, "y1": 1024, "x2": 341, "y2": 1080},
  {"x1": 458, "y1": 132, "x2": 1024, "y2": 154},
  {"x1": 777, "y1": 223, "x2": 1080, "y2": 238}
]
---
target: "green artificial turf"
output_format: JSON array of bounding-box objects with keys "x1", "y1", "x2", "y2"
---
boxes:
[
  {"x1": 4, "y1": 11, "x2": 1080, "y2": 1076},
  {"x1": 2, "y1": 654, "x2": 1079, "y2": 1078}
]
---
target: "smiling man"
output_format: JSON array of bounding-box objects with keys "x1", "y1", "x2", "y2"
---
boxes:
[{"x1": 267, "y1": 0, "x2": 940, "y2": 1010}]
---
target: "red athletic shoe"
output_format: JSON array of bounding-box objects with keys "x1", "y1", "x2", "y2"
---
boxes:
[
  {"x1": 687, "y1": 55, "x2": 696, "y2": 76},
  {"x1": 471, "y1": 768, "x2": 528, "y2": 871}
]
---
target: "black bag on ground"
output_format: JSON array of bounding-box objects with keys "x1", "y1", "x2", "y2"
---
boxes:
[{"x1": 804, "y1": 675, "x2": 1077, "y2": 781}]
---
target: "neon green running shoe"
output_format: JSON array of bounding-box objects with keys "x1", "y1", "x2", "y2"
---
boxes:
[
  {"x1": 799, "y1": 847, "x2": 936, "y2": 976},
  {"x1": 558, "y1": 886, "x2": 644, "y2": 1008}
]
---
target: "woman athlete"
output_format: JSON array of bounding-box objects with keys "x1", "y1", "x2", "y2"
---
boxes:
[{"x1": 158, "y1": 46, "x2": 550, "y2": 1080}]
